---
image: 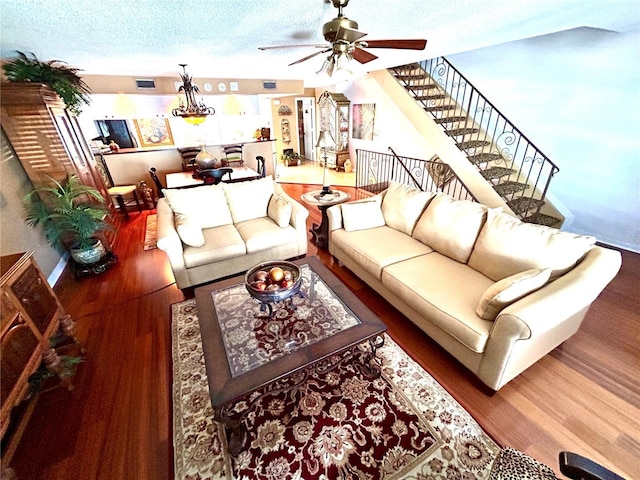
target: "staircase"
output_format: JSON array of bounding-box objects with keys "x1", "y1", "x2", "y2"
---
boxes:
[{"x1": 390, "y1": 59, "x2": 562, "y2": 227}]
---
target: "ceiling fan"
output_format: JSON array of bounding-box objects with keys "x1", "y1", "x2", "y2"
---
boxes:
[{"x1": 258, "y1": 0, "x2": 427, "y2": 76}]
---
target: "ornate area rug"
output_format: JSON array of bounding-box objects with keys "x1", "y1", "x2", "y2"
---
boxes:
[
  {"x1": 143, "y1": 213, "x2": 157, "y2": 250},
  {"x1": 172, "y1": 299, "x2": 504, "y2": 480}
]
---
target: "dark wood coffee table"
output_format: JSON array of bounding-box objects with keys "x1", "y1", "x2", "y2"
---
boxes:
[{"x1": 194, "y1": 256, "x2": 386, "y2": 454}]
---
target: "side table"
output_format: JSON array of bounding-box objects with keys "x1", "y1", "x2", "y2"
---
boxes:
[{"x1": 300, "y1": 189, "x2": 351, "y2": 249}]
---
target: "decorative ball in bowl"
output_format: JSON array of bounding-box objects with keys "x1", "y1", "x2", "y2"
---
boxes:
[{"x1": 244, "y1": 261, "x2": 302, "y2": 305}]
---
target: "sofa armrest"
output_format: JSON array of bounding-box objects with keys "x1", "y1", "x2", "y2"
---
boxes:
[
  {"x1": 499, "y1": 246, "x2": 621, "y2": 337},
  {"x1": 479, "y1": 246, "x2": 622, "y2": 389},
  {"x1": 274, "y1": 183, "x2": 309, "y2": 255},
  {"x1": 156, "y1": 198, "x2": 191, "y2": 287},
  {"x1": 273, "y1": 183, "x2": 309, "y2": 229},
  {"x1": 327, "y1": 204, "x2": 344, "y2": 231},
  {"x1": 156, "y1": 199, "x2": 181, "y2": 252}
]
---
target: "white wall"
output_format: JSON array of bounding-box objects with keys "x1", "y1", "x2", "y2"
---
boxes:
[
  {"x1": 0, "y1": 131, "x2": 65, "y2": 280},
  {"x1": 76, "y1": 93, "x2": 272, "y2": 148},
  {"x1": 447, "y1": 27, "x2": 640, "y2": 252}
]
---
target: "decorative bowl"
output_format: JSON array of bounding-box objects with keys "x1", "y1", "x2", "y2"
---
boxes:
[{"x1": 244, "y1": 260, "x2": 302, "y2": 306}]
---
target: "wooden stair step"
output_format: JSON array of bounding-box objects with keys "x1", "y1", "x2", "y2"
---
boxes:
[
  {"x1": 435, "y1": 115, "x2": 468, "y2": 124},
  {"x1": 457, "y1": 140, "x2": 491, "y2": 150},
  {"x1": 507, "y1": 196, "x2": 545, "y2": 214},
  {"x1": 523, "y1": 212, "x2": 562, "y2": 227},
  {"x1": 425, "y1": 105, "x2": 457, "y2": 112},
  {"x1": 467, "y1": 152, "x2": 503, "y2": 165},
  {"x1": 447, "y1": 127, "x2": 479, "y2": 137},
  {"x1": 394, "y1": 63, "x2": 422, "y2": 71},
  {"x1": 406, "y1": 83, "x2": 439, "y2": 90},
  {"x1": 480, "y1": 166, "x2": 516, "y2": 180},
  {"x1": 413, "y1": 93, "x2": 446, "y2": 101},
  {"x1": 396, "y1": 75, "x2": 429, "y2": 81},
  {"x1": 494, "y1": 181, "x2": 529, "y2": 196}
]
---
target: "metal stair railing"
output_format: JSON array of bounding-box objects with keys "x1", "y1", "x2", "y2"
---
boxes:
[
  {"x1": 390, "y1": 57, "x2": 560, "y2": 224},
  {"x1": 356, "y1": 147, "x2": 477, "y2": 202}
]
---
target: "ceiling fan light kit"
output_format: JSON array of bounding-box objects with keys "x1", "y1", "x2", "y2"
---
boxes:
[
  {"x1": 259, "y1": 0, "x2": 427, "y2": 79},
  {"x1": 172, "y1": 64, "x2": 216, "y2": 125}
]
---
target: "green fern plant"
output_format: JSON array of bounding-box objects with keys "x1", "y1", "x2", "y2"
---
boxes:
[{"x1": 3, "y1": 51, "x2": 91, "y2": 115}]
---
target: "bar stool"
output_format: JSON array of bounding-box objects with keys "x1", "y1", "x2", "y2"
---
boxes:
[{"x1": 95, "y1": 155, "x2": 142, "y2": 218}]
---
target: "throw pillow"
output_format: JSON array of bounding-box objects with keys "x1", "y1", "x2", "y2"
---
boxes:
[
  {"x1": 476, "y1": 268, "x2": 552, "y2": 320},
  {"x1": 341, "y1": 201, "x2": 386, "y2": 232},
  {"x1": 381, "y1": 181, "x2": 436, "y2": 235},
  {"x1": 267, "y1": 194, "x2": 293, "y2": 228},
  {"x1": 412, "y1": 193, "x2": 490, "y2": 263},
  {"x1": 163, "y1": 185, "x2": 232, "y2": 228},
  {"x1": 175, "y1": 213, "x2": 205, "y2": 247},
  {"x1": 468, "y1": 209, "x2": 596, "y2": 281},
  {"x1": 223, "y1": 177, "x2": 275, "y2": 223}
]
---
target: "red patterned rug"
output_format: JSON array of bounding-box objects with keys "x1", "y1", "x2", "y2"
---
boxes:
[{"x1": 171, "y1": 299, "x2": 507, "y2": 479}]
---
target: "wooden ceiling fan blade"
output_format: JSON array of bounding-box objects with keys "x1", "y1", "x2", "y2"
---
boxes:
[
  {"x1": 334, "y1": 25, "x2": 367, "y2": 44},
  {"x1": 259, "y1": 44, "x2": 328, "y2": 51},
  {"x1": 288, "y1": 48, "x2": 331, "y2": 66},
  {"x1": 364, "y1": 39, "x2": 427, "y2": 50},
  {"x1": 352, "y1": 48, "x2": 378, "y2": 64}
]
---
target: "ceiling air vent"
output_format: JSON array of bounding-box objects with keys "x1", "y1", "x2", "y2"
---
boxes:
[
  {"x1": 263, "y1": 80, "x2": 277, "y2": 90},
  {"x1": 135, "y1": 79, "x2": 156, "y2": 89}
]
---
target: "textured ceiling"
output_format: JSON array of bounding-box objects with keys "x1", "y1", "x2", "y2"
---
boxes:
[{"x1": 1, "y1": 0, "x2": 639, "y2": 88}]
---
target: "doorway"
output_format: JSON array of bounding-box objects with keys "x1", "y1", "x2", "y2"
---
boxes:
[{"x1": 296, "y1": 98, "x2": 316, "y2": 162}]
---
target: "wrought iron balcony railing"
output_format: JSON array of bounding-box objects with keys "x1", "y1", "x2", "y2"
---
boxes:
[{"x1": 355, "y1": 147, "x2": 477, "y2": 202}]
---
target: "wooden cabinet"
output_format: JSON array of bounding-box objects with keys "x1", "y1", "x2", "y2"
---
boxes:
[
  {"x1": 0, "y1": 252, "x2": 84, "y2": 441},
  {"x1": 0, "y1": 82, "x2": 117, "y2": 247},
  {"x1": 317, "y1": 91, "x2": 350, "y2": 170}
]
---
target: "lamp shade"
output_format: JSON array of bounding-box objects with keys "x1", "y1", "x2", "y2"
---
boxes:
[{"x1": 316, "y1": 129, "x2": 335, "y2": 148}]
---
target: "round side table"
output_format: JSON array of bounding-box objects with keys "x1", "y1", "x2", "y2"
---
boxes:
[{"x1": 300, "y1": 189, "x2": 351, "y2": 249}]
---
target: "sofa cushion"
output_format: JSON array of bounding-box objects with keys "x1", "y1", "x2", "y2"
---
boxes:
[
  {"x1": 182, "y1": 224, "x2": 246, "y2": 269},
  {"x1": 412, "y1": 194, "x2": 490, "y2": 263},
  {"x1": 175, "y1": 213, "x2": 205, "y2": 247},
  {"x1": 331, "y1": 226, "x2": 434, "y2": 280},
  {"x1": 223, "y1": 177, "x2": 275, "y2": 223},
  {"x1": 382, "y1": 253, "x2": 494, "y2": 353},
  {"x1": 476, "y1": 268, "x2": 552, "y2": 320},
  {"x1": 163, "y1": 185, "x2": 233, "y2": 229},
  {"x1": 341, "y1": 200, "x2": 386, "y2": 232},
  {"x1": 267, "y1": 194, "x2": 292, "y2": 228},
  {"x1": 381, "y1": 182, "x2": 436, "y2": 235},
  {"x1": 468, "y1": 209, "x2": 596, "y2": 281},
  {"x1": 235, "y1": 217, "x2": 299, "y2": 253}
]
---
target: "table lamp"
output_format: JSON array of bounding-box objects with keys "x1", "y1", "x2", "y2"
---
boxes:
[{"x1": 316, "y1": 129, "x2": 335, "y2": 196}]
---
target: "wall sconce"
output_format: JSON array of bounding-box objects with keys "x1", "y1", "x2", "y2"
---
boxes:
[
  {"x1": 171, "y1": 64, "x2": 215, "y2": 125},
  {"x1": 316, "y1": 129, "x2": 335, "y2": 196}
]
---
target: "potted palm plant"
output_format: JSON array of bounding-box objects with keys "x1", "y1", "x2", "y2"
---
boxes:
[
  {"x1": 2, "y1": 51, "x2": 91, "y2": 115},
  {"x1": 24, "y1": 175, "x2": 112, "y2": 264}
]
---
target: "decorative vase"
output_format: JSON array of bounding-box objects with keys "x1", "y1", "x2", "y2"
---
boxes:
[
  {"x1": 109, "y1": 140, "x2": 120, "y2": 152},
  {"x1": 195, "y1": 145, "x2": 219, "y2": 170},
  {"x1": 70, "y1": 239, "x2": 106, "y2": 265}
]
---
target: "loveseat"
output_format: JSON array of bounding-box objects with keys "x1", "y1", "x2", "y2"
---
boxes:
[
  {"x1": 327, "y1": 182, "x2": 622, "y2": 390},
  {"x1": 156, "y1": 177, "x2": 309, "y2": 289}
]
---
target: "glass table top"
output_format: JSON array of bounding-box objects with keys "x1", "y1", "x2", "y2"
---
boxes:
[{"x1": 210, "y1": 263, "x2": 361, "y2": 377}]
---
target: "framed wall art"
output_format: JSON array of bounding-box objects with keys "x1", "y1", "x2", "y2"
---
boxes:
[
  {"x1": 352, "y1": 103, "x2": 376, "y2": 141},
  {"x1": 133, "y1": 117, "x2": 174, "y2": 147}
]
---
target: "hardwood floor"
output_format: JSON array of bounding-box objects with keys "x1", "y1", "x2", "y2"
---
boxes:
[{"x1": 4, "y1": 184, "x2": 639, "y2": 479}]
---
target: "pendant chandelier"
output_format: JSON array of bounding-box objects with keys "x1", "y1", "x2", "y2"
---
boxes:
[{"x1": 172, "y1": 64, "x2": 215, "y2": 125}]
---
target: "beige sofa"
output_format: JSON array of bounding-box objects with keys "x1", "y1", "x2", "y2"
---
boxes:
[
  {"x1": 156, "y1": 177, "x2": 309, "y2": 289},
  {"x1": 327, "y1": 182, "x2": 622, "y2": 390}
]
